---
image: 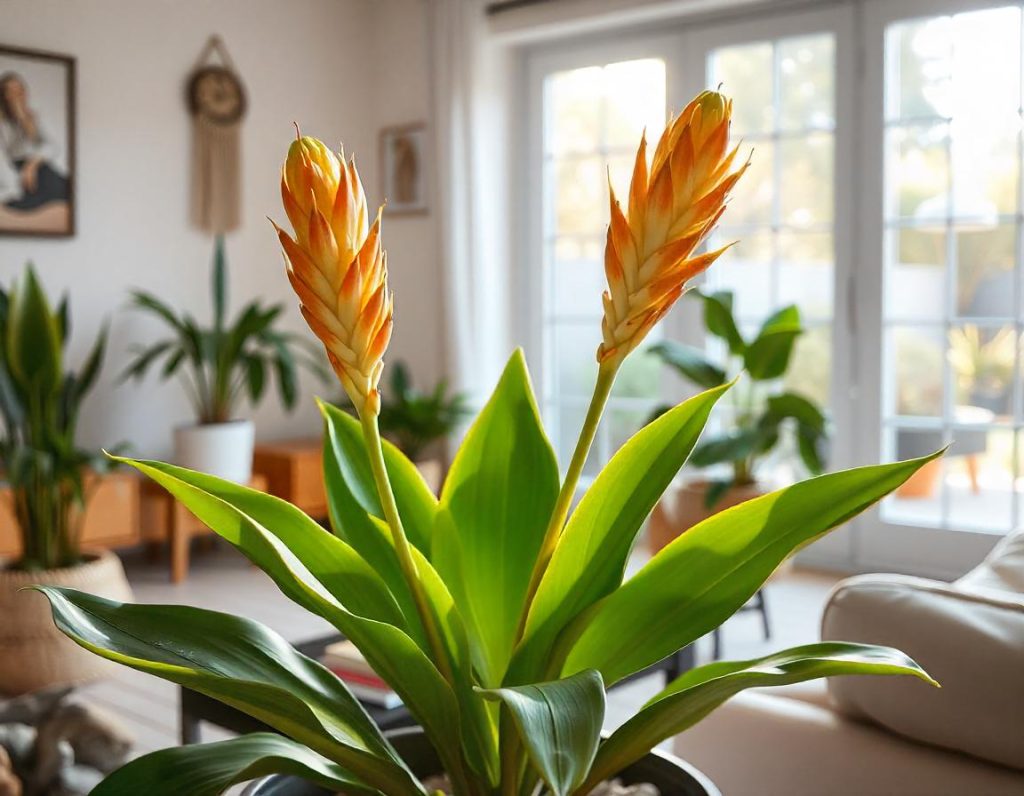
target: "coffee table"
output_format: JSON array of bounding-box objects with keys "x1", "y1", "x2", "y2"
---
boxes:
[{"x1": 179, "y1": 633, "x2": 694, "y2": 744}]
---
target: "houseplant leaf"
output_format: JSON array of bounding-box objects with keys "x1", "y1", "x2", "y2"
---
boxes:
[
  {"x1": 94, "y1": 733, "x2": 374, "y2": 796},
  {"x1": 647, "y1": 341, "x2": 727, "y2": 389},
  {"x1": 744, "y1": 305, "x2": 802, "y2": 380},
  {"x1": 34, "y1": 588, "x2": 424, "y2": 796},
  {"x1": 320, "y1": 399, "x2": 437, "y2": 554},
  {"x1": 6, "y1": 266, "x2": 62, "y2": 395},
  {"x1": 562, "y1": 451, "x2": 942, "y2": 684},
  {"x1": 112, "y1": 456, "x2": 467, "y2": 788},
  {"x1": 765, "y1": 391, "x2": 826, "y2": 433},
  {"x1": 694, "y1": 290, "x2": 745, "y2": 356},
  {"x1": 115, "y1": 456, "x2": 410, "y2": 632},
  {"x1": 583, "y1": 642, "x2": 936, "y2": 790},
  {"x1": 688, "y1": 428, "x2": 765, "y2": 467},
  {"x1": 512, "y1": 384, "x2": 730, "y2": 682},
  {"x1": 480, "y1": 669, "x2": 605, "y2": 796},
  {"x1": 434, "y1": 349, "x2": 559, "y2": 686}
]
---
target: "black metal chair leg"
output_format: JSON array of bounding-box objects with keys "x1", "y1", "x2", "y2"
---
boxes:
[
  {"x1": 757, "y1": 588, "x2": 771, "y2": 640},
  {"x1": 712, "y1": 626, "x2": 722, "y2": 660}
]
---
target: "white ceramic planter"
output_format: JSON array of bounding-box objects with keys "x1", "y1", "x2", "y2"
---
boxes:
[{"x1": 174, "y1": 420, "x2": 255, "y2": 483}]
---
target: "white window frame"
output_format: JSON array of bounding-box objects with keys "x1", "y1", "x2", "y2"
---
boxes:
[{"x1": 517, "y1": 0, "x2": 1014, "y2": 579}]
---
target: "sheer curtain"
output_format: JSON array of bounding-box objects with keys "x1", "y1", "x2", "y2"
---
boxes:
[{"x1": 429, "y1": 0, "x2": 513, "y2": 416}]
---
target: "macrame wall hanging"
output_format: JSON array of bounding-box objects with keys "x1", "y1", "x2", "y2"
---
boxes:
[{"x1": 186, "y1": 35, "x2": 246, "y2": 233}]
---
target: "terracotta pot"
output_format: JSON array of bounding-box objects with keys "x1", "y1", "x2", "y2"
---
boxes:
[
  {"x1": 244, "y1": 725, "x2": 720, "y2": 796},
  {"x1": 895, "y1": 457, "x2": 942, "y2": 499},
  {"x1": 0, "y1": 549, "x2": 132, "y2": 695},
  {"x1": 174, "y1": 419, "x2": 255, "y2": 483},
  {"x1": 649, "y1": 480, "x2": 767, "y2": 555}
]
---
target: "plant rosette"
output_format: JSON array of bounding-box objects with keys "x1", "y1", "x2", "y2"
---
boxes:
[{"x1": 36, "y1": 94, "x2": 940, "y2": 796}]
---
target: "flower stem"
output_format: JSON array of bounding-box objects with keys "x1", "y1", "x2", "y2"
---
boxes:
[
  {"x1": 359, "y1": 411, "x2": 454, "y2": 683},
  {"x1": 515, "y1": 361, "x2": 618, "y2": 642}
]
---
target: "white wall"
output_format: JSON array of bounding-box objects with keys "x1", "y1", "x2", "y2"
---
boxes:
[{"x1": 0, "y1": 0, "x2": 432, "y2": 458}]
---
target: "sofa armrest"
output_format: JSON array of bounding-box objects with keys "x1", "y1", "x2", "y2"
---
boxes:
[{"x1": 822, "y1": 573, "x2": 1024, "y2": 771}]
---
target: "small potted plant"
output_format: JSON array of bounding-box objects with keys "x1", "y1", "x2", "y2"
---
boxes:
[
  {"x1": 122, "y1": 236, "x2": 327, "y2": 482},
  {"x1": 645, "y1": 294, "x2": 828, "y2": 553},
  {"x1": 0, "y1": 265, "x2": 131, "y2": 694},
  {"x1": 36, "y1": 96, "x2": 937, "y2": 795},
  {"x1": 339, "y1": 361, "x2": 469, "y2": 493}
]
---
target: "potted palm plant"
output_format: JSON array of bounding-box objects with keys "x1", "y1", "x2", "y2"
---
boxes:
[
  {"x1": 0, "y1": 265, "x2": 131, "y2": 694},
  {"x1": 122, "y1": 236, "x2": 327, "y2": 482},
  {"x1": 645, "y1": 293, "x2": 828, "y2": 552},
  {"x1": 340, "y1": 361, "x2": 469, "y2": 493},
  {"x1": 35, "y1": 95, "x2": 937, "y2": 795}
]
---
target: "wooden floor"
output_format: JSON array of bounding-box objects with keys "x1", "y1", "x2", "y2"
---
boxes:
[{"x1": 76, "y1": 542, "x2": 840, "y2": 765}]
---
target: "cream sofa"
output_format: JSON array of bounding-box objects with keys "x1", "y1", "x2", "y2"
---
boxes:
[{"x1": 673, "y1": 531, "x2": 1024, "y2": 795}]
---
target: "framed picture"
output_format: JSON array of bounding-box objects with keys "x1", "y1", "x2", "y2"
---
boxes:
[
  {"x1": 0, "y1": 44, "x2": 76, "y2": 237},
  {"x1": 379, "y1": 123, "x2": 427, "y2": 216}
]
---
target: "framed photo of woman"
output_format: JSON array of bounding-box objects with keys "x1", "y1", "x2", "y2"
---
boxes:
[
  {"x1": 379, "y1": 123, "x2": 428, "y2": 216},
  {"x1": 0, "y1": 45, "x2": 75, "y2": 237}
]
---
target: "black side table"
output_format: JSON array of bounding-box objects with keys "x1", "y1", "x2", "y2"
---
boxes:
[{"x1": 179, "y1": 634, "x2": 695, "y2": 744}]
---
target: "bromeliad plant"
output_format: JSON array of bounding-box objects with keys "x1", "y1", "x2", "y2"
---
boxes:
[
  {"x1": 0, "y1": 266, "x2": 110, "y2": 570},
  {"x1": 36, "y1": 93, "x2": 938, "y2": 796},
  {"x1": 122, "y1": 236, "x2": 327, "y2": 424},
  {"x1": 648, "y1": 292, "x2": 828, "y2": 508}
]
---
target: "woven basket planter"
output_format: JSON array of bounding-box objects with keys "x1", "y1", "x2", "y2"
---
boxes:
[{"x1": 0, "y1": 550, "x2": 132, "y2": 695}]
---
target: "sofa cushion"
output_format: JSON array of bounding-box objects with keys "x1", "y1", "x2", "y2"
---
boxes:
[
  {"x1": 823, "y1": 573, "x2": 1024, "y2": 771},
  {"x1": 673, "y1": 689, "x2": 1024, "y2": 796}
]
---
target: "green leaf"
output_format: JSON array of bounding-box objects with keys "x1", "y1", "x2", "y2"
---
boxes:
[
  {"x1": 797, "y1": 424, "x2": 826, "y2": 474},
  {"x1": 766, "y1": 391, "x2": 826, "y2": 434},
  {"x1": 479, "y1": 670, "x2": 605, "y2": 796},
  {"x1": 435, "y1": 349, "x2": 559, "y2": 686},
  {"x1": 116, "y1": 456, "x2": 409, "y2": 631},
  {"x1": 511, "y1": 384, "x2": 729, "y2": 683},
  {"x1": 6, "y1": 266, "x2": 62, "y2": 396},
  {"x1": 647, "y1": 341, "x2": 727, "y2": 389},
  {"x1": 212, "y1": 235, "x2": 227, "y2": 335},
  {"x1": 34, "y1": 588, "x2": 423, "y2": 796},
  {"x1": 744, "y1": 305, "x2": 802, "y2": 380},
  {"x1": 121, "y1": 340, "x2": 175, "y2": 381},
  {"x1": 585, "y1": 642, "x2": 936, "y2": 790},
  {"x1": 694, "y1": 290, "x2": 745, "y2": 356},
  {"x1": 113, "y1": 455, "x2": 466, "y2": 789},
  {"x1": 562, "y1": 451, "x2": 943, "y2": 685},
  {"x1": 688, "y1": 428, "x2": 764, "y2": 467},
  {"x1": 74, "y1": 322, "x2": 108, "y2": 402},
  {"x1": 320, "y1": 400, "x2": 437, "y2": 554},
  {"x1": 95, "y1": 733, "x2": 374, "y2": 796},
  {"x1": 246, "y1": 355, "x2": 267, "y2": 403}
]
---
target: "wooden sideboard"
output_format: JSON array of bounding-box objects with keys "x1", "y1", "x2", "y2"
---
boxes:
[{"x1": 0, "y1": 471, "x2": 141, "y2": 560}]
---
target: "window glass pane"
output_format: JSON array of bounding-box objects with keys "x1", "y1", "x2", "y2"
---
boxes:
[
  {"x1": 711, "y1": 230, "x2": 774, "y2": 321},
  {"x1": 604, "y1": 59, "x2": 666, "y2": 150},
  {"x1": 885, "y1": 226, "x2": 946, "y2": 322},
  {"x1": 778, "y1": 35, "x2": 835, "y2": 131},
  {"x1": 889, "y1": 326, "x2": 945, "y2": 418},
  {"x1": 547, "y1": 67, "x2": 602, "y2": 155},
  {"x1": 778, "y1": 231, "x2": 834, "y2": 321},
  {"x1": 785, "y1": 324, "x2": 832, "y2": 407},
  {"x1": 554, "y1": 322, "x2": 600, "y2": 398},
  {"x1": 956, "y1": 225, "x2": 1016, "y2": 318},
  {"x1": 553, "y1": 157, "x2": 604, "y2": 237},
  {"x1": 779, "y1": 133, "x2": 833, "y2": 226},
  {"x1": 709, "y1": 42, "x2": 774, "y2": 134},
  {"x1": 728, "y1": 139, "x2": 774, "y2": 225},
  {"x1": 883, "y1": 7, "x2": 1024, "y2": 534},
  {"x1": 886, "y1": 124, "x2": 949, "y2": 220},
  {"x1": 550, "y1": 238, "x2": 604, "y2": 317}
]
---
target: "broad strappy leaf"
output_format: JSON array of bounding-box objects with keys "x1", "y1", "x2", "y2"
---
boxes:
[
  {"x1": 563, "y1": 452, "x2": 942, "y2": 684},
  {"x1": 34, "y1": 588, "x2": 423, "y2": 796},
  {"x1": 95, "y1": 733, "x2": 373, "y2": 796},
  {"x1": 480, "y1": 670, "x2": 604, "y2": 796},
  {"x1": 435, "y1": 350, "x2": 559, "y2": 686},
  {"x1": 583, "y1": 643, "x2": 936, "y2": 791},
  {"x1": 512, "y1": 384, "x2": 729, "y2": 682}
]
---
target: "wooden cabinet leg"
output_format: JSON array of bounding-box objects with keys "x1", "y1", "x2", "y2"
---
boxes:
[{"x1": 170, "y1": 504, "x2": 189, "y2": 584}]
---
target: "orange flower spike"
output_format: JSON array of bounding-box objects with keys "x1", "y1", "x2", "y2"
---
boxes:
[
  {"x1": 598, "y1": 90, "x2": 749, "y2": 367},
  {"x1": 275, "y1": 134, "x2": 390, "y2": 416}
]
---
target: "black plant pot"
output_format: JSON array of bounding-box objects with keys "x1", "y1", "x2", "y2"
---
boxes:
[{"x1": 243, "y1": 726, "x2": 719, "y2": 796}]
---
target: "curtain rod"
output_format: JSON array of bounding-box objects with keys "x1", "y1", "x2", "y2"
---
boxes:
[{"x1": 486, "y1": 0, "x2": 553, "y2": 15}]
